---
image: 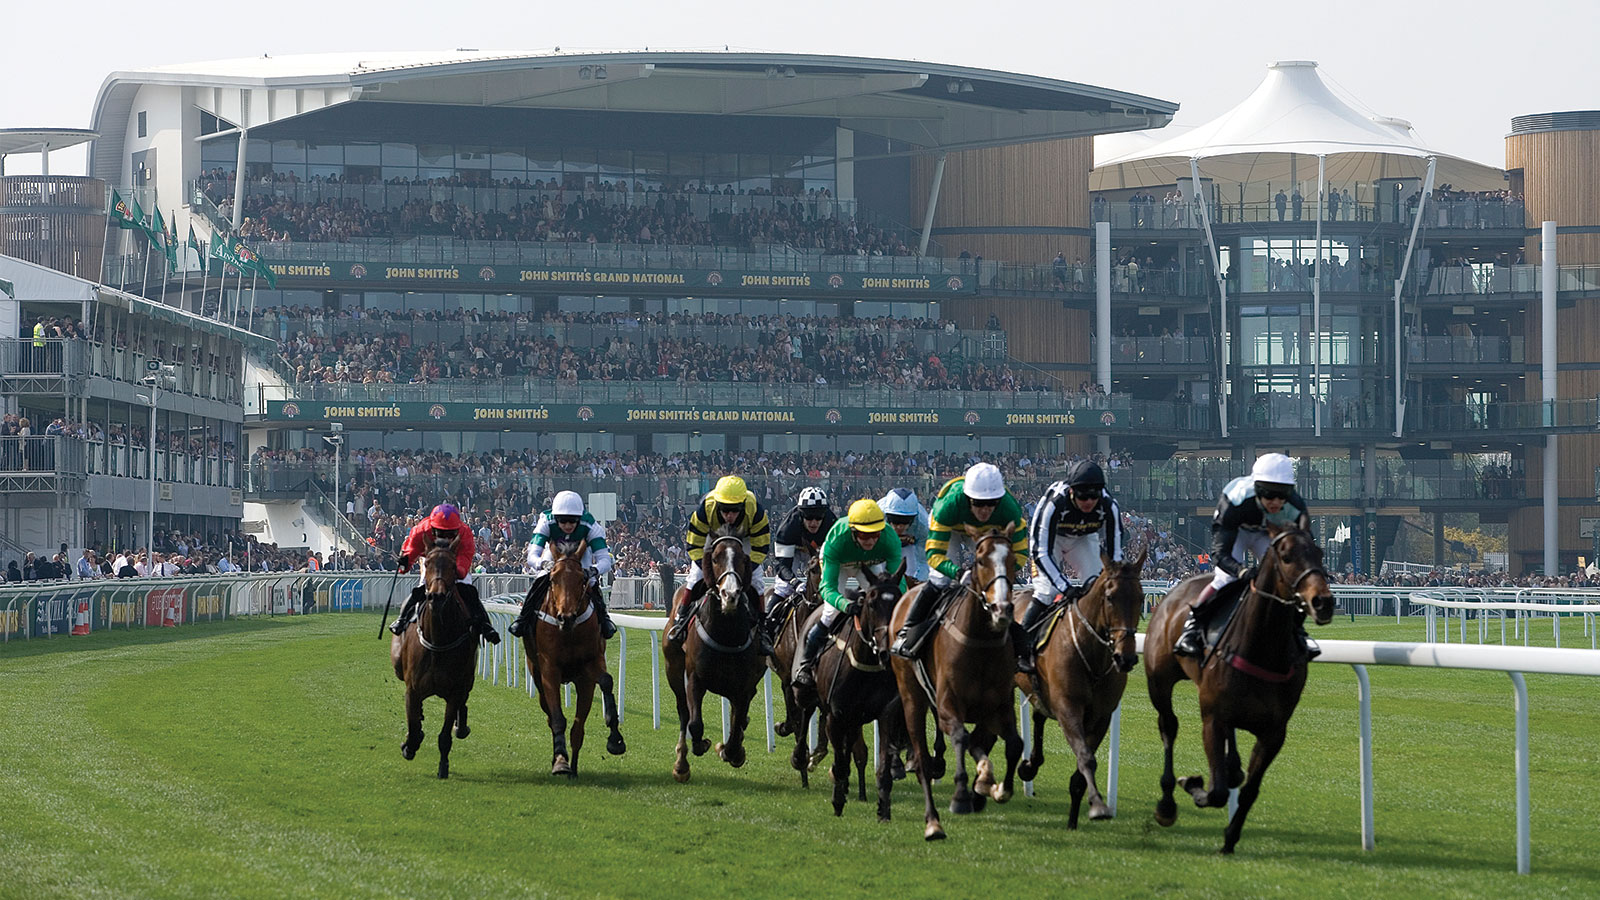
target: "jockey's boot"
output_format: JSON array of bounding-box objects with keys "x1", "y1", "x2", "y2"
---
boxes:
[
  {"x1": 1017, "y1": 591, "x2": 1056, "y2": 634},
  {"x1": 666, "y1": 584, "x2": 704, "y2": 644},
  {"x1": 458, "y1": 583, "x2": 501, "y2": 645},
  {"x1": 792, "y1": 619, "x2": 832, "y2": 695},
  {"x1": 891, "y1": 581, "x2": 945, "y2": 660},
  {"x1": 389, "y1": 588, "x2": 423, "y2": 636},
  {"x1": 1174, "y1": 583, "x2": 1219, "y2": 658},
  {"x1": 1297, "y1": 624, "x2": 1322, "y2": 660},
  {"x1": 1011, "y1": 621, "x2": 1037, "y2": 673},
  {"x1": 506, "y1": 574, "x2": 550, "y2": 638},
  {"x1": 591, "y1": 584, "x2": 618, "y2": 639}
]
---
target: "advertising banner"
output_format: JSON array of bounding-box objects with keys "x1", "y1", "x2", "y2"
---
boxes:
[
  {"x1": 265, "y1": 400, "x2": 1130, "y2": 432},
  {"x1": 263, "y1": 260, "x2": 976, "y2": 298},
  {"x1": 193, "y1": 585, "x2": 226, "y2": 619},
  {"x1": 332, "y1": 579, "x2": 363, "y2": 611},
  {"x1": 144, "y1": 586, "x2": 186, "y2": 627},
  {"x1": 34, "y1": 593, "x2": 71, "y2": 636}
]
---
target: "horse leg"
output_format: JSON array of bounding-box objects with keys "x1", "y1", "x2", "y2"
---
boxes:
[
  {"x1": 853, "y1": 732, "x2": 869, "y2": 802},
  {"x1": 946, "y1": 723, "x2": 974, "y2": 815},
  {"x1": 1226, "y1": 731, "x2": 1245, "y2": 789},
  {"x1": 1221, "y1": 726, "x2": 1288, "y2": 854},
  {"x1": 968, "y1": 726, "x2": 995, "y2": 813},
  {"x1": 436, "y1": 696, "x2": 458, "y2": 779},
  {"x1": 775, "y1": 670, "x2": 798, "y2": 738},
  {"x1": 996, "y1": 719, "x2": 1024, "y2": 805},
  {"x1": 1060, "y1": 707, "x2": 1111, "y2": 823},
  {"x1": 668, "y1": 660, "x2": 691, "y2": 783},
  {"x1": 876, "y1": 712, "x2": 895, "y2": 823},
  {"x1": 1017, "y1": 708, "x2": 1048, "y2": 782},
  {"x1": 716, "y1": 689, "x2": 751, "y2": 769},
  {"x1": 928, "y1": 728, "x2": 947, "y2": 782},
  {"x1": 541, "y1": 668, "x2": 572, "y2": 777},
  {"x1": 567, "y1": 677, "x2": 595, "y2": 781},
  {"x1": 687, "y1": 677, "x2": 712, "y2": 757},
  {"x1": 1149, "y1": 673, "x2": 1181, "y2": 827},
  {"x1": 1181, "y1": 716, "x2": 1231, "y2": 809},
  {"x1": 899, "y1": 688, "x2": 943, "y2": 840},
  {"x1": 828, "y1": 716, "x2": 852, "y2": 816},
  {"x1": 401, "y1": 686, "x2": 423, "y2": 761},
  {"x1": 597, "y1": 670, "x2": 626, "y2": 756},
  {"x1": 455, "y1": 703, "x2": 470, "y2": 740},
  {"x1": 808, "y1": 707, "x2": 830, "y2": 772}
]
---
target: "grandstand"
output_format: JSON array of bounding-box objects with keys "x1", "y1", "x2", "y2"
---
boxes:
[{"x1": 5, "y1": 52, "x2": 1600, "y2": 580}]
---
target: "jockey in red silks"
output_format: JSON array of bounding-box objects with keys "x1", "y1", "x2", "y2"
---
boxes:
[{"x1": 387, "y1": 503, "x2": 500, "y2": 644}]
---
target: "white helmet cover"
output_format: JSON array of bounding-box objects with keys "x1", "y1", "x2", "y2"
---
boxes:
[
  {"x1": 963, "y1": 462, "x2": 1006, "y2": 500},
  {"x1": 552, "y1": 490, "x2": 585, "y2": 517},
  {"x1": 878, "y1": 488, "x2": 922, "y2": 518},
  {"x1": 1251, "y1": 453, "x2": 1296, "y2": 486}
]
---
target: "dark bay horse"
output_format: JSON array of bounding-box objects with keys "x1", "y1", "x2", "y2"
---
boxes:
[
  {"x1": 767, "y1": 559, "x2": 836, "y2": 786},
  {"x1": 525, "y1": 541, "x2": 626, "y2": 779},
  {"x1": 1014, "y1": 549, "x2": 1147, "y2": 828},
  {"x1": 890, "y1": 533, "x2": 1025, "y2": 841},
  {"x1": 390, "y1": 541, "x2": 477, "y2": 779},
  {"x1": 1144, "y1": 524, "x2": 1335, "y2": 853},
  {"x1": 663, "y1": 536, "x2": 766, "y2": 783},
  {"x1": 813, "y1": 560, "x2": 907, "y2": 820}
]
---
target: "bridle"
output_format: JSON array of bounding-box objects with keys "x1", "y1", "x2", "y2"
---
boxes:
[
  {"x1": 1067, "y1": 570, "x2": 1138, "y2": 679},
  {"x1": 417, "y1": 552, "x2": 472, "y2": 652},
  {"x1": 1250, "y1": 529, "x2": 1328, "y2": 610}
]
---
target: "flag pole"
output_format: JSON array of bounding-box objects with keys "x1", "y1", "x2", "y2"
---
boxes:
[
  {"x1": 248, "y1": 270, "x2": 258, "y2": 332},
  {"x1": 99, "y1": 190, "x2": 116, "y2": 284},
  {"x1": 198, "y1": 240, "x2": 210, "y2": 321},
  {"x1": 140, "y1": 232, "x2": 151, "y2": 298}
]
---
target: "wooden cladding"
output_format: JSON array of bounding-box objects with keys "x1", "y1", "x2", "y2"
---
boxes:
[
  {"x1": 910, "y1": 137, "x2": 1093, "y2": 264},
  {"x1": 1505, "y1": 130, "x2": 1600, "y2": 263},
  {"x1": 0, "y1": 176, "x2": 108, "y2": 281},
  {"x1": 948, "y1": 296, "x2": 1089, "y2": 367}
]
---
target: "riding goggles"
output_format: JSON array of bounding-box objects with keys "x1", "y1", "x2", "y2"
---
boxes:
[
  {"x1": 554, "y1": 515, "x2": 580, "y2": 526},
  {"x1": 1071, "y1": 486, "x2": 1103, "y2": 501},
  {"x1": 885, "y1": 513, "x2": 917, "y2": 526},
  {"x1": 1256, "y1": 483, "x2": 1293, "y2": 501}
]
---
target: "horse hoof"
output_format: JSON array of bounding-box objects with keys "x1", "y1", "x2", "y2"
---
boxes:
[
  {"x1": 991, "y1": 784, "x2": 1012, "y2": 803},
  {"x1": 1219, "y1": 844, "x2": 1236, "y2": 855},
  {"x1": 607, "y1": 735, "x2": 627, "y2": 756},
  {"x1": 692, "y1": 738, "x2": 712, "y2": 757},
  {"x1": 890, "y1": 757, "x2": 906, "y2": 781},
  {"x1": 1089, "y1": 805, "x2": 1114, "y2": 821},
  {"x1": 927, "y1": 759, "x2": 946, "y2": 781},
  {"x1": 970, "y1": 793, "x2": 988, "y2": 813},
  {"x1": 950, "y1": 795, "x2": 974, "y2": 815},
  {"x1": 401, "y1": 743, "x2": 416, "y2": 761},
  {"x1": 924, "y1": 822, "x2": 946, "y2": 841},
  {"x1": 455, "y1": 724, "x2": 470, "y2": 740},
  {"x1": 1018, "y1": 760, "x2": 1038, "y2": 781},
  {"x1": 716, "y1": 742, "x2": 747, "y2": 768},
  {"x1": 552, "y1": 756, "x2": 572, "y2": 777},
  {"x1": 832, "y1": 803, "x2": 845, "y2": 817},
  {"x1": 672, "y1": 767, "x2": 690, "y2": 783},
  {"x1": 974, "y1": 760, "x2": 995, "y2": 792},
  {"x1": 807, "y1": 747, "x2": 829, "y2": 772},
  {"x1": 1155, "y1": 800, "x2": 1177, "y2": 827},
  {"x1": 775, "y1": 722, "x2": 794, "y2": 737}
]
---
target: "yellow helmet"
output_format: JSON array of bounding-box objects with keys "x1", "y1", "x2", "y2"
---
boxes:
[
  {"x1": 847, "y1": 498, "x2": 886, "y2": 533},
  {"x1": 711, "y1": 475, "x2": 749, "y2": 506}
]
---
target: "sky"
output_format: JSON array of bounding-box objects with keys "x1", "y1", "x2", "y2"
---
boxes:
[{"x1": 3, "y1": 0, "x2": 1596, "y2": 176}]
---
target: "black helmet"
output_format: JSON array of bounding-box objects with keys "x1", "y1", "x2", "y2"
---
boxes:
[{"x1": 1067, "y1": 460, "x2": 1106, "y2": 490}]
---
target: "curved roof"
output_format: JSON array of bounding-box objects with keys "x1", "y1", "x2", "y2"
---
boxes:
[
  {"x1": 91, "y1": 50, "x2": 1177, "y2": 181},
  {"x1": 0, "y1": 128, "x2": 97, "y2": 157},
  {"x1": 1092, "y1": 61, "x2": 1504, "y2": 194}
]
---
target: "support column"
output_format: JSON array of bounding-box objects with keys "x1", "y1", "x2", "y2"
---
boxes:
[
  {"x1": 1434, "y1": 511, "x2": 1446, "y2": 567},
  {"x1": 39, "y1": 142, "x2": 50, "y2": 176},
  {"x1": 1096, "y1": 221, "x2": 1112, "y2": 455},
  {"x1": 1190, "y1": 158, "x2": 1228, "y2": 437},
  {"x1": 1542, "y1": 220, "x2": 1558, "y2": 575},
  {"x1": 1313, "y1": 154, "x2": 1325, "y2": 436},
  {"x1": 1393, "y1": 157, "x2": 1437, "y2": 437},
  {"x1": 917, "y1": 152, "x2": 947, "y2": 258},
  {"x1": 231, "y1": 126, "x2": 249, "y2": 231}
]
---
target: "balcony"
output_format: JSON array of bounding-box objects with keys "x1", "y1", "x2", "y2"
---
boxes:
[
  {"x1": 1407, "y1": 336, "x2": 1525, "y2": 366},
  {"x1": 1099, "y1": 336, "x2": 1212, "y2": 367},
  {"x1": 0, "y1": 436, "x2": 86, "y2": 493}
]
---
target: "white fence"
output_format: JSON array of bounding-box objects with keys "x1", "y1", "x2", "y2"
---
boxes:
[{"x1": 1410, "y1": 588, "x2": 1600, "y2": 648}]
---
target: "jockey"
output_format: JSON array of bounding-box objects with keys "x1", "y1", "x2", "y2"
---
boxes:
[
  {"x1": 1026, "y1": 459, "x2": 1125, "y2": 615},
  {"x1": 770, "y1": 486, "x2": 837, "y2": 603},
  {"x1": 793, "y1": 499, "x2": 903, "y2": 691},
  {"x1": 889, "y1": 462, "x2": 1031, "y2": 669},
  {"x1": 1175, "y1": 452, "x2": 1318, "y2": 659},
  {"x1": 507, "y1": 490, "x2": 617, "y2": 639},
  {"x1": 877, "y1": 488, "x2": 930, "y2": 582},
  {"x1": 388, "y1": 503, "x2": 500, "y2": 644},
  {"x1": 666, "y1": 475, "x2": 773, "y2": 646}
]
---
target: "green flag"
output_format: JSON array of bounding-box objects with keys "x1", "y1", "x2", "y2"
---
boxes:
[
  {"x1": 153, "y1": 208, "x2": 176, "y2": 273},
  {"x1": 234, "y1": 239, "x2": 277, "y2": 289},
  {"x1": 129, "y1": 195, "x2": 149, "y2": 233},
  {"x1": 187, "y1": 225, "x2": 205, "y2": 272},
  {"x1": 110, "y1": 191, "x2": 140, "y2": 230}
]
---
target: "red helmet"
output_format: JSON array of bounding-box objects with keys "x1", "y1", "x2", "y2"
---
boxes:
[{"x1": 427, "y1": 504, "x2": 463, "y2": 531}]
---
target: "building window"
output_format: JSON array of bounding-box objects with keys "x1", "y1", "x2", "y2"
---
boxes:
[{"x1": 137, "y1": 112, "x2": 147, "y2": 139}]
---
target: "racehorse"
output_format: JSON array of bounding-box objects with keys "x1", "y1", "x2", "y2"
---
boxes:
[
  {"x1": 767, "y1": 558, "x2": 834, "y2": 786},
  {"x1": 390, "y1": 540, "x2": 477, "y2": 779},
  {"x1": 663, "y1": 536, "x2": 766, "y2": 783},
  {"x1": 1014, "y1": 549, "x2": 1148, "y2": 828},
  {"x1": 891, "y1": 533, "x2": 1025, "y2": 841},
  {"x1": 812, "y1": 560, "x2": 907, "y2": 820},
  {"x1": 525, "y1": 540, "x2": 626, "y2": 779},
  {"x1": 1143, "y1": 524, "x2": 1335, "y2": 853}
]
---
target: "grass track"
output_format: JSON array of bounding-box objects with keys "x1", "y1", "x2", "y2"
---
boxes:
[{"x1": 1, "y1": 613, "x2": 1597, "y2": 899}]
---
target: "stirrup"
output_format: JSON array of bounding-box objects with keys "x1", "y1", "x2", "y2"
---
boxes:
[
  {"x1": 1302, "y1": 633, "x2": 1322, "y2": 660},
  {"x1": 389, "y1": 618, "x2": 407, "y2": 636},
  {"x1": 1174, "y1": 617, "x2": 1204, "y2": 658},
  {"x1": 507, "y1": 615, "x2": 529, "y2": 638}
]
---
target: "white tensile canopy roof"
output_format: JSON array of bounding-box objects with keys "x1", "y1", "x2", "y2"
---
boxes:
[{"x1": 1092, "y1": 60, "x2": 1505, "y2": 197}]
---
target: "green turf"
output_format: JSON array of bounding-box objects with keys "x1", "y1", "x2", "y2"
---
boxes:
[{"x1": 1, "y1": 613, "x2": 1597, "y2": 899}]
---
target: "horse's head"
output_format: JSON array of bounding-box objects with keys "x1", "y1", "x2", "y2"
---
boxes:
[
  {"x1": 547, "y1": 540, "x2": 589, "y2": 630},
  {"x1": 1263, "y1": 524, "x2": 1335, "y2": 626},
  {"x1": 971, "y1": 533, "x2": 1015, "y2": 632},
  {"x1": 709, "y1": 536, "x2": 750, "y2": 617},
  {"x1": 803, "y1": 557, "x2": 822, "y2": 600},
  {"x1": 422, "y1": 539, "x2": 458, "y2": 598},
  {"x1": 857, "y1": 559, "x2": 907, "y2": 656},
  {"x1": 1092, "y1": 547, "x2": 1148, "y2": 672}
]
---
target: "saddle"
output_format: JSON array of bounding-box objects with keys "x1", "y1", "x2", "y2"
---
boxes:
[
  {"x1": 1031, "y1": 602, "x2": 1072, "y2": 653},
  {"x1": 1196, "y1": 577, "x2": 1252, "y2": 654}
]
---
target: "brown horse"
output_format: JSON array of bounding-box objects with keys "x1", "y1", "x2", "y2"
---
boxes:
[
  {"x1": 1014, "y1": 549, "x2": 1148, "y2": 828},
  {"x1": 389, "y1": 541, "x2": 477, "y2": 779},
  {"x1": 525, "y1": 541, "x2": 627, "y2": 779},
  {"x1": 813, "y1": 560, "x2": 907, "y2": 820},
  {"x1": 1143, "y1": 524, "x2": 1335, "y2": 853},
  {"x1": 663, "y1": 536, "x2": 766, "y2": 783},
  {"x1": 766, "y1": 558, "x2": 834, "y2": 786},
  {"x1": 890, "y1": 533, "x2": 1025, "y2": 841}
]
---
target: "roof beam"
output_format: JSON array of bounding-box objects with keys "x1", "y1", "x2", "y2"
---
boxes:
[{"x1": 719, "y1": 72, "x2": 928, "y2": 115}]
